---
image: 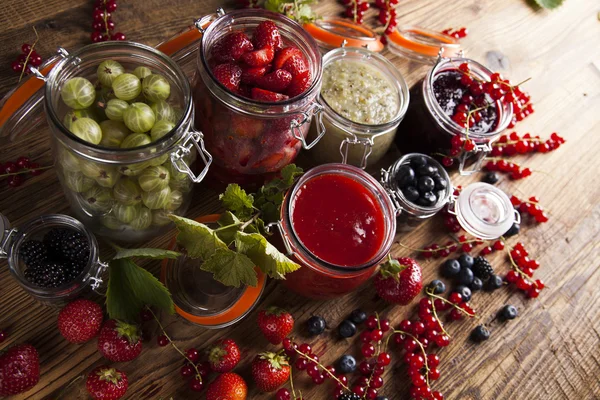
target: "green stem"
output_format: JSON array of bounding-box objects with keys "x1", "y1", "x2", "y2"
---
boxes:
[
  {"x1": 0, "y1": 165, "x2": 52, "y2": 178},
  {"x1": 293, "y1": 348, "x2": 349, "y2": 391}
]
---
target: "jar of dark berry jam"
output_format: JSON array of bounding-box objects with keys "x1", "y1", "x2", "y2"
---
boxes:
[
  {"x1": 192, "y1": 9, "x2": 324, "y2": 186},
  {"x1": 381, "y1": 153, "x2": 451, "y2": 232},
  {"x1": 396, "y1": 57, "x2": 513, "y2": 174},
  {"x1": 0, "y1": 213, "x2": 106, "y2": 305},
  {"x1": 270, "y1": 164, "x2": 396, "y2": 299}
]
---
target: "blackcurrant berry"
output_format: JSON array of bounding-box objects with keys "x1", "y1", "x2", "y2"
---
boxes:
[
  {"x1": 306, "y1": 316, "x2": 326, "y2": 336},
  {"x1": 454, "y1": 285, "x2": 472, "y2": 302},
  {"x1": 428, "y1": 279, "x2": 446, "y2": 294},
  {"x1": 441, "y1": 259, "x2": 461, "y2": 278},
  {"x1": 336, "y1": 354, "x2": 357, "y2": 373},
  {"x1": 499, "y1": 305, "x2": 518, "y2": 320},
  {"x1": 417, "y1": 191, "x2": 437, "y2": 207},
  {"x1": 349, "y1": 309, "x2": 367, "y2": 325},
  {"x1": 402, "y1": 186, "x2": 419, "y2": 202},
  {"x1": 470, "y1": 277, "x2": 483, "y2": 291},
  {"x1": 418, "y1": 164, "x2": 438, "y2": 177},
  {"x1": 338, "y1": 320, "x2": 357, "y2": 338},
  {"x1": 418, "y1": 176, "x2": 435, "y2": 193},
  {"x1": 410, "y1": 155, "x2": 428, "y2": 169},
  {"x1": 395, "y1": 165, "x2": 415, "y2": 188},
  {"x1": 482, "y1": 171, "x2": 499, "y2": 184},
  {"x1": 485, "y1": 274, "x2": 503, "y2": 291},
  {"x1": 471, "y1": 325, "x2": 490, "y2": 342},
  {"x1": 504, "y1": 222, "x2": 521, "y2": 237},
  {"x1": 433, "y1": 174, "x2": 448, "y2": 190},
  {"x1": 457, "y1": 267, "x2": 474, "y2": 285},
  {"x1": 458, "y1": 253, "x2": 474, "y2": 269}
]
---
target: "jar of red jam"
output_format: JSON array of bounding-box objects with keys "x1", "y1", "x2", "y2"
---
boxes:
[
  {"x1": 272, "y1": 164, "x2": 396, "y2": 299},
  {"x1": 396, "y1": 57, "x2": 513, "y2": 174},
  {"x1": 193, "y1": 9, "x2": 325, "y2": 185}
]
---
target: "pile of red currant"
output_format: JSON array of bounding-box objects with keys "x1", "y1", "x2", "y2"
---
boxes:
[
  {"x1": 0, "y1": 157, "x2": 45, "y2": 188},
  {"x1": 491, "y1": 132, "x2": 565, "y2": 157},
  {"x1": 484, "y1": 159, "x2": 532, "y2": 180},
  {"x1": 340, "y1": 0, "x2": 370, "y2": 24},
  {"x1": 505, "y1": 243, "x2": 545, "y2": 298},
  {"x1": 510, "y1": 195, "x2": 549, "y2": 223},
  {"x1": 441, "y1": 27, "x2": 468, "y2": 39},
  {"x1": 10, "y1": 41, "x2": 43, "y2": 76},
  {"x1": 91, "y1": 0, "x2": 126, "y2": 43}
]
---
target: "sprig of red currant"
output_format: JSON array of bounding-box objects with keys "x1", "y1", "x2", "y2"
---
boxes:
[
  {"x1": 340, "y1": 0, "x2": 370, "y2": 24},
  {"x1": 0, "y1": 157, "x2": 49, "y2": 188},
  {"x1": 510, "y1": 195, "x2": 549, "y2": 223},
  {"x1": 504, "y1": 242, "x2": 545, "y2": 298},
  {"x1": 91, "y1": 0, "x2": 126, "y2": 43},
  {"x1": 441, "y1": 27, "x2": 469, "y2": 39},
  {"x1": 11, "y1": 28, "x2": 43, "y2": 81},
  {"x1": 374, "y1": 0, "x2": 399, "y2": 38}
]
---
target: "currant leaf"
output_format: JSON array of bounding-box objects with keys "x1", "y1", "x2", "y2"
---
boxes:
[
  {"x1": 169, "y1": 214, "x2": 227, "y2": 260},
  {"x1": 219, "y1": 184, "x2": 255, "y2": 219},
  {"x1": 201, "y1": 248, "x2": 258, "y2": 288},
  {"x1": 235, "y1": 231, "x2": 300, "y2": 279},
  {"x1": 532, "y1": 0, "x2": 564, "y2": 9},
  {"x1": 113, "y1": 247, "x2": 181, "y2": 260},
  {"x1": 216, "y1": 211, "x2": 243, "y2": 244}
]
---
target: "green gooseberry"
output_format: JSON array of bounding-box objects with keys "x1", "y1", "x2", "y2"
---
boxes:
[
  {"x1": 118, "y1": 161, "x2": 150, "y2": 176},
  {"x1": 152, "y1": 209, "x2": 172, "y2": 226},
  {"x1": 148, "y1": 153, "x2": 169, "y2": 167},
  {"x1": 64, "y1": 170, "x2": 95, "y2": 193},
  {"x1": 63, "y1": 109, "x2": 96, "y2": 131},
  {"x1": 169, "y1": 177, "x2": 192, "y2": 193},
  {"x1": 113, "y1": 203, "x2": 140, "y2": 223},
  {"x1": 70, "y1": 117, "x2": 102, "y2": 145},
  {"x1": 97, "y1": 60, "x2": 125, "y2": 87},
  {"x1": 133, "y1": 66, "x2": 152, "y2": 80},
  {"x1": 101, "y1": 214, "x2": 125, "y2": 230},
  {"x1": 150, "y1": 120, "x2": 175, "y2": 142},
  {"x1": 142, "y1": 74, "x2": 171, "y2": 102},
  {"x1": 61, "y1": 77, "x2": 96, "y2": 109},
  {"x1": 130, "y1": 207, "x2": 153, "y2": 230},
  {"x1": 141, "y1": 186, "x2": 171, "y2": 209},
  {"x1": 165, "y1": 190, "x2": 183, "y2": 211},
  {"x1": 150, "y1": 100, "x2": 175, "y2": 123},
  {"x1": 105, "y1": 99, "x2": 130, "y2": 121},
  {"x1": 113, "y1": 177, "x2": 142, "y2": 205},
  {"x1": 138, "y1": 165, "x2": 170, "y2": 192},
  {"x1": 120, "y1": 133, "x2": 152, "y2": 149},
  {"x1": 81, "y1": 186, "x2": 114, "y2": 214},
  {"x1": 123, "y1": 103, "x2": 156, "y2": 133},
  {"x1": 79, "y1": 160, "x2": 118, "y2": 188},
  {"x1": 112, "y1": 73, "x2": 142, "y2": 101},
  {"x1": 99, "y1": 120, "x2": 130, "y2": 148},
  {"x1": 58, "y1": 148, "x2": 81, "y2": 172}
]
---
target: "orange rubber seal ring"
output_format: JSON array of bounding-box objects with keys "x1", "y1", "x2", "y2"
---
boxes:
[
  {"x1": 303, "y1": 19, "x2": 384, "y2": 52},
  {"x1": 387, "y1": 27, "x2": 460, "y2": 58},
  {"x1": 160, "y1": 214, "x2": 266, "y2": 327}
]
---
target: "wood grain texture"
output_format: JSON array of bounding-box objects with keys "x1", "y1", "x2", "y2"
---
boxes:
[{"x1": 0, "y1": 0, "x2": 599, "y2": 399}]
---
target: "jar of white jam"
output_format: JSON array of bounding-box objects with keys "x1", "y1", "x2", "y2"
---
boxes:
[{"x1": 307, "y1": 47, "x2": 408, "y2": 168}]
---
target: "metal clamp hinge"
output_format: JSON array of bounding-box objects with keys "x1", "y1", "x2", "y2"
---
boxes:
[
  {"x1": 380, "y1": 167, "x2": 401, "y2": 216},
  {"x1": 171, "y1": 131, "x2": 213, "y2": 183},
  {"x1": 0, "y1": 228, "x2": 18, "y2": 259},
  {"x1": 339, "y1": 136, "x2": 373, "y2": 169},
  {"x1": 291, "y1": 102, "x2": 325, "y2": 150}
]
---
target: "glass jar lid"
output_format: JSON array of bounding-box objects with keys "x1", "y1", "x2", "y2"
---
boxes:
[
  {"x1": 454, "y1": 182, "x2": 517, "y2": 240},
  {"x1": 303, "y1": 17, "x2": 384, "y2": 52},
  {"x1": 386, "y1": 26, "x2": 461, "y2": 63},
  {"x1": 161, "y1": 215, "x2": 266, "y2": 329}
]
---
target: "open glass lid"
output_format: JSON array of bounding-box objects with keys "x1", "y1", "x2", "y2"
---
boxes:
[
  {"x1": 161, "y1": 214, "x2": 266, "y2": 329},
  {"x1": 303, "y1": 17, "x2": 384, "y2": 52},
  {"x1": 451, "y1": 182, "x2": 519, "y2": 240},
  {"x1": 386, "y1": 26, "x2": 461, "y2": 63}
]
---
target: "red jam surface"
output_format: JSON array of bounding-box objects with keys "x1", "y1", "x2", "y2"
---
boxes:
[{"x1": 291, "y1": 173, "x2": 385, "y2": 267}]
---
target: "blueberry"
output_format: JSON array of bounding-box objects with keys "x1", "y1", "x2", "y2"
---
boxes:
[
  {"x1": 418, "y1": 176, "x2": 435, "y2": 193},
  {"x1": 428, "y1": 279, "x2": 446, "y2": 294},
  {"x1": 396, "y1": 165, "x2": 416, "y2": 188},
  {"x1": 416, "y1": 191, "x2": 437, "y2": 207},
  {"x1": 485, "y1": 274, "x2": 503, "y2": 291},
  {"x1": 482, "y1": 171, "x2": 499, "y2": 184},
  {"x1": 470, "y1": 277, "x2": 483, "y2": 291},
  {"x1": 349, "y1": 309, "x2": 367, "y2": 325},
  {"x1": 471, "y1": 325, "x2": 490, "y2": 342},
  {"x1": 410, "y1": 155, "x2": 428, "y2": 169},
  {"x1": 454, "y1": 285, "x2": 472, "y2": 302},
  {"x1": 441, "y1": 259, "x2": 461, "y2": 278},
  {"x1": 504, "y1": 222, "x2": 521, "y2": 237},
  {"x1": 499, "y1": 305, "x2": 518, "y2": 320},
  {"x1": 307, "y1": 316, "x2": 326, "y2": 336},
  {"x1": 433, "y1": 174, "x2": 448, "y2": 191},
  {"x1": 457, "y1": 267, "x2": 474, "y2": 285},
  {"x1": 418, "y1": 164, "x2": 438, "y2": 176},
  {"x1": 336, "y1": 354, "x2": 357, "y2": 373},
  {"x1": 458, "y1": 254, "x2": 474, "y2": 269},
  {"x1": 402, "y1": 186, "x2": 420, "y2": 202},
  {"x1": 338, "y1": 320, "x2": 357, "y2": 338}
]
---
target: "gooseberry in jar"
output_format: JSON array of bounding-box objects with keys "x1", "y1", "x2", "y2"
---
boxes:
[
  {"x1": 133, "y1": 66, "x2": 152, "y2": 80},
  {"x1": 123, "y1": 103, "x2": 156, "y2": 133},
  {"x1": 113, "y1": 177, "x2": 142, "y2": 205},
  {"x1": 150, "y1": 120, "x2": 175, "y2": 141},
  {"x1": 70, "y1": 117, "x2": 102, "y2": 145},
  {"x1": 141, "y1": 186, "x2": 171, "y2": 209},
  {"x1": 142, "y1": 74, "x2": 171, "y2": 102},
  {"x1": 112, "y1": 73, "x2": 142, "y2": 101},
  {"x1": 120, "y1": 133, "x2": 152, "y2": 149},
  {"x1": 105, "y1": 99, "x2": 130, "y2": 121},
  {"x1": 97, "y1": 60, "x2": 125, "y2": 87},
  {"x1": 61, "y1": 77, "x2": 96, "y2": 109},
  {"x1": 138, "y1": 165, "x2": 170, "y2": 192},
  {"x1": 99, "y1": 120, "x2": 130, "y2": 147},
  {"x1": 130, "y1": 207, "x2": 153, "y2": 230}
]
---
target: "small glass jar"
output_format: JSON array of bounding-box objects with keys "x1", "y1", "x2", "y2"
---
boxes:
[
  {"x1": 161, "y1": 215, "x2": 266, "y2": 329},
  {"x1": 381, "y1": 153, "x2": 451, "y2": 232},
  {"x1": 271, "y1": 164, "x2": 396, "y2": 299},
  {"x1": 192, "y1": 9, "x2": 325, "y2": 186},
  {"x1": 396, "y1": 57, "x2": 513, "y2": 174},
  {"x1": 307, "y1": 47, "x2": 409, "y2": 168},
  {"x1": 0, "y1": 213, "x2": 106, "y2": 305}
]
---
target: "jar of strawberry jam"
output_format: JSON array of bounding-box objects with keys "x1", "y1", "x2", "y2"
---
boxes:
[
  {"x1": 193, "y1": 9, "x2": 325, "y2": 185},
  {"x1": 271, "y1": 164, "x2": 396, "y2": 299},
  {"x1": 396, "y1": 57, "x2": 513, "y2": 174}
]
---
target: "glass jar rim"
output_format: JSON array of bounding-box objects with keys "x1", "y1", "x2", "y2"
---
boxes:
[
  {"x1": 283, "y1": 163, "x2": 396, "y2": 273},
  {"x1": 45, "y1": 41, "x2": 193, "y2": 161},
  {"x1": 422, "y1": 57, "x2": 513, "y2": 140},
  {"x1": 318, "y1": 46, "x2": 409, "y2": 137},
  {"x1": 198, "y1": 9, "x2": 323, "y2": 116}
]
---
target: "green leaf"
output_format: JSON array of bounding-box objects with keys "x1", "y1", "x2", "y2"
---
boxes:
[
  {"x1": 113, "y1": 248, "x2": 181, "y2": 260},
  {"x1": 216, "y1": 211, "x2": 243, "y2": 244},
  {"x1": 532, "y1": 0, "x2": 564, "y2": 9},
  {"x1": 201, "y1": 248, "x2": 258, "y2": 288},
  {"x1": 219, "y1": 184, "x2": 254, "y2": 219},
  {"x1": 280, "y1": 164, "x2": 304, "y2": 186},
  {"x1": 235, "y1": 231, "x2": 300, "y2": 279},
  {"x1": 106, "y1": 259, "x2": 174, "y2": 322},
  {"x1": 169, "y1": 215, "x2": 227, "y2": 260}
]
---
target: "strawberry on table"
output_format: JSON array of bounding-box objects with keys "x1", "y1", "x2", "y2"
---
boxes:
[
  {"x1": 257, "y1": 306, "x2": 294, "y2": 344},
  {"x1": 252, "y1": 21, "x2": 283, "y2": 51},
  {"x1": 212, "y1": 63, "x2": 242, "y2": 92},
  {"x1": 86, "y1": 365, "x2": 128, "y2": 400},
  {"x1": 251, "y1": 351, "x2": 291, "y2": 392},
  {"x1": 257, "y1": 69, "x2": 293, "y2": 92},
  {"x1": 251, "y1": 88, "x2": 289, "y2": 102},
  {"x1": 97, "y1": 319, "x2": 142, "y2": 362},
  {"x1": 206, "y1": 372, "x2": 248, "y2": 400},
  {"x1": 211, "y1": 32, "x2": 254, "y2": 64},
  {"x1": 58, "y1": 299, "x2": 104, "y2": 344},
  {"x1": 286, "y1": 71, "x2": 312, "y2": 97},
  {"x1": 208, "y1": 338, "x2": 241, "y2": 373},
  {"x1": 374, "y1": 256, "x2": 423, "y2": 305},
  {"x1": 0, "y1": 344, "x2": 39, "y2": 396},
  {"x1": 240, "y1": 46, "x2": 275, "y2": 67}
]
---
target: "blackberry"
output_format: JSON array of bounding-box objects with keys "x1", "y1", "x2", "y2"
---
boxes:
[
  {"x1": 339, "y1": 393, "x2": 361, "y2": 400},
  {"x1": 44, "y1": 228, "x2": 90, "y2": 263},
  {"x1": 18, "y1": 240, "x2": 48, "y2": 266},
  {"x1": 472, "y1": 256, "x2": 494, "y2": 280},
  {"x1": 24, "y1": 259, "x2": 81, "y2": 288}
]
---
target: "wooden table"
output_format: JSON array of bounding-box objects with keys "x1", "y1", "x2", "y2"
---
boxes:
[{"x1": 1, "y1": 0, "x2": 599, "y2": 399}]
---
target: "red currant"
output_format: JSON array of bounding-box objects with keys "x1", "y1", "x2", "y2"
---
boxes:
[
  {"x1": 185, "y1": 348, "x2": 199, "y2": 363},
  {"x1": 0, "y1": 330, "x2": 7, "y2": 343},
  {"x1": 105, "y1": 0, "x2": 118, "y2": 12},
  {"x1": 276, "y1": 388, "x2": 291, "y2": 400},
  {"x1": 180, "y1": 364, "x2": 194, "y2": 378},
  {"x1": 91, "y1": 31, "x2": 106, "y2": 43},
  {"x1": 361, "y1": 343, "x2": 375, "y2": 357},
  {"x1": 189, "y1": 377, "x2": 203, "y2": 392},
  {"x1": 8, "y1": 175, "x2": 24, "y2": 187},
  {"x1": 111, "y1": 32, "x2": 127, "y2": 41}
]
